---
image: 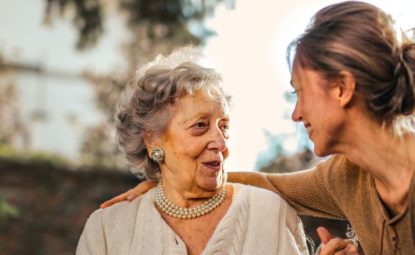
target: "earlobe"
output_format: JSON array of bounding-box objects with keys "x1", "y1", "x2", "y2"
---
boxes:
[
  {"x1": 144, "y1": 131, "x2": 164, "y2": 158},
  {"x1": 143, "y1": 131, "x2": 155, "y2": 156},
  {"x1": 337, "y1": 71, "x2": 356, "y2": 108}
]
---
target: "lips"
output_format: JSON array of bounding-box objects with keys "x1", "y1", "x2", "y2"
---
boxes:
[
  {"x1": 202, "y1": 160, "x2": 222, "y2": 171},
  {"x1": 304, "y1": 123, "x2": 312, "y2": 138}
]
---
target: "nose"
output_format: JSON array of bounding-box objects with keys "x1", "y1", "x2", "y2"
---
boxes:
[
  {"x1": 207, "y1": 127, "x2": 227, "y2": 152},
  {"x1": 291, "y1": 102, "x2": 302, "y2": 122}
]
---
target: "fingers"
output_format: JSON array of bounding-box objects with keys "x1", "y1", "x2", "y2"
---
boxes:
[
  {"x1": 317, "y1": 226, "x2": 332, "y2": 245},
  {"x1": 99, "y1": 180, "x2": 158, "y2": 209},
  {"x1": 324, "y1": 243, "x2": 359, "y2": 255},
  {"x1": 316, "y1": 226, "x2": 359, "y2": 255},
  {"x1": 319, "y1": 238, "x2": 355, "y2": 255},
  {"x1": 342, "y1": 243, "x2": 359, "y2": 255},
  {"x1": 100, "y1": 190, "x2": 136, "y2": 209}
]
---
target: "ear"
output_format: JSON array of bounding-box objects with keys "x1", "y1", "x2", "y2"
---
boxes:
[
  {"x1": 143, "y1": 131, "x2": 157, "y2": 156},
  {"x1": 336, "y1": 71, "x2": 356, "y2": 108}
]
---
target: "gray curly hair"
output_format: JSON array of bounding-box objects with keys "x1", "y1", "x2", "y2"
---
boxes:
[{"x1": 115, "y1": 48, "x2": 231, "y2": 179}]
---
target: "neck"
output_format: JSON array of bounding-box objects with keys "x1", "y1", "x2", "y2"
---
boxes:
[
  {"x1": 336, "y1": 118, "x2": 415, "y2": 213},
  {"x1": 160, "y1": 178, "x2": 221, "y2": 208},
  {"x1": 155, "y1": 182, "x2": 226, "y2": 220},
  {"x1": 343, "y1": 125, "x2": 414, "y2": 187}
]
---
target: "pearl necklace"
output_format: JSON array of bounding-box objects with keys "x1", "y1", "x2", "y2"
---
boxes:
[{"x1": 155, "y1": 182, "x2": 226, "y2": 219}]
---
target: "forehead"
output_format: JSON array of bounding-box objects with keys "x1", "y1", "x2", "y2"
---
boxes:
[
  {"x1": 291, "y1": 63, "x2": 326, "y2": 88},
  {"x1": 171, "y1": 91, "x2": 229, "y2": 123},
  {"x1": 291, "y1": 61, "x2": 306, "y2": 86}
]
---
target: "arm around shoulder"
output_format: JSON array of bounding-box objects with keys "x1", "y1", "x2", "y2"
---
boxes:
[{"x1": 227, "y1": 171, "x2": 279, "y2": 193}]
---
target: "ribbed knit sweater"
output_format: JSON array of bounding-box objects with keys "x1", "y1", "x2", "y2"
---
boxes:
[
  {"x1": 76, "y1": 183, "x2": 308, "y2": 255},
  {"x1": 265, "y1": 155, "x2": 415, "y2": 255}
]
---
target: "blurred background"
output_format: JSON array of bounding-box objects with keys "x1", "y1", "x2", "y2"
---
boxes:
[{"x1": 0, "y1": 0, "x2": 413, "y2": 254}]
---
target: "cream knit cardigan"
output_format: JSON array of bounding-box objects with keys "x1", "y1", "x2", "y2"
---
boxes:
[{"x1": 76, "y1": 183, "x2": 308, "y2": 255}]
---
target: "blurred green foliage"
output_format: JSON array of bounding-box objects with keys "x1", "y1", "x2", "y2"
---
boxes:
[
  {"x1": 44, "y1": 0, "x2": 234, "y2": 50},
  {"x1": 0, "y1": 143, "x2": 69, "y2": 166},
  {"x1": 0, "y1": 196, "x2": 19, "y2": 225},
  {"x1": 256, "y1": 130, "x2": 315, "y2": 173}
]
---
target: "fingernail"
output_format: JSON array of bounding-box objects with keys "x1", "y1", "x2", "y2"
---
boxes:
[{"x1": 127, "y1": 195, "x2": 134, "y2": 201}]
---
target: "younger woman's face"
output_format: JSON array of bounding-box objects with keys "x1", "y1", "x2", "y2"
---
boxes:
[{"x1": 291, "y1": 63, "x2": 347, "y2": 156}]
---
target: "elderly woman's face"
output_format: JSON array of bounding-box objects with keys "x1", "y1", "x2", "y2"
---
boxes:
[{"x1": 156, "y1": 89, "x2": 229, "y2": 192}]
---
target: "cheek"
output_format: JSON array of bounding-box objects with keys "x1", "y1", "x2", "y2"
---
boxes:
[
  {"x1": 167, "y1": 143, "x2": 204, "y2": 175},
  {"x1": 307, "y1": 93, "x2": 331, "y2": 116},
  {"x1": 223, "y1": 147, "x2": 229, "y2": 160},
  {"x1": 180, "y1": 143, "x2": 205, "y2": 159},
  {"x1": 178, "y1": 136, "x2": 209, "y2": 156},
  {"x1": 318, "y1": 108, "x2": 346, "y2": 146}
]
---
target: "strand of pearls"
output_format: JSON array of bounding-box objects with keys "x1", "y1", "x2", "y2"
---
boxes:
[{"x1": 155, "y1": 182, "x2": 226, "y2": 219}]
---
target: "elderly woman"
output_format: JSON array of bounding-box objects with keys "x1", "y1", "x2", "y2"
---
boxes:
[
  {"x1": 76, "y1": 50, "x2": 308, "y2": 255},
  {"x1": 101, "y1": 2, "x2": 415, "y2": 255}
]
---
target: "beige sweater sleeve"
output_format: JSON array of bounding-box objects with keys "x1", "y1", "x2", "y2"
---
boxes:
[
  {"x1": 278, "y1": 200, "x2": 309, "y2": 255},
  {"x1": 76, "y1": 198, "x2": 141, "y2": 255},
  {"x1": 76, "y1": 209, "x2": 107, "y2": 255}
]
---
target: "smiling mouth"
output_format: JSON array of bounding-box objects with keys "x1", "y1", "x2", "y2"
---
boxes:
[
  {"x1": 203, "y1": 160, "x2": 222, "y2": 171},
  {"x1": 302, "y1": 124, "x2": 313, "y2": 139}
]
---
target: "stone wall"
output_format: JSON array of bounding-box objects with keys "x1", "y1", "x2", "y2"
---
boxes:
[{"x1": 0, "y1": 158, "x2": 138, "y2": 255}]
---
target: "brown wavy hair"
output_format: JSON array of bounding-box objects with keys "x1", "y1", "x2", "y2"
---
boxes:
[{"x1": 287, "y1": 1, "x2": 415, "y2": 132}]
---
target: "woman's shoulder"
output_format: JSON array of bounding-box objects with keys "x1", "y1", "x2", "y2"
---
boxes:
[
  {"x1": 316, "y1": 154, "x2": 359, "y2": 171},
  {"x1": 316, "y1": 154, "x2": 367, "y2": 181},
  {"x1": 229, "y1": 183, "x2": 300, "y2": 230},
  {"x1": 87, "y1": 194, "x2": 144, "y2": 227},
  {"x1": 77, "y1": 195, "x2": 149, "y2": 254}
]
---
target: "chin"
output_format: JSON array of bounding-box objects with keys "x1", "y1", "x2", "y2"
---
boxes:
[
  {"x1": 200, "y1": 176, "x2": 223, "y2": 191},
  {"x1": 314, "y1": 144, "x2": 338, "y2": 157},
  {"x1": 314, "y1": 150, "x2": 328, "y2": 157},
  {"x1": 312, "y1": 143, "x2": 331, "y2": 157}
]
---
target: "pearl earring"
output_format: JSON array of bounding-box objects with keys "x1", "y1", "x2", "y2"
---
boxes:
[{"x1": 150, "y1": 147, "x2": 165, "y2": 164}]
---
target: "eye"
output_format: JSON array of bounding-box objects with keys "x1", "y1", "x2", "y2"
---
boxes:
[
  {"x1": 291, "y1": 88, "x2": 302, "y2": 94},
  {"x1": 190, "y1": 121, "x2": 209, "y2": 136},
  {"x1": 285, "y1": 88, "x2": 301, "y2": 103},
  {"x1": 220, "y1": 122, "x2": 230, "y2": 138},
  {"x1": 221, "y1": 122, "x2": 229, "y2": 131},
  {"x1": 193, "y1": 122, "x2": 208, "y2": 129}
]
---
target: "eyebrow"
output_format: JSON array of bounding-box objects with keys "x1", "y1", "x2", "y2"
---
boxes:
[
  {"x1": 183, "y1": 111, "x2": 229, "y2": 124},
  {"x1": 181, "y1": 112, "x2": 210, "y2": 125}
]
